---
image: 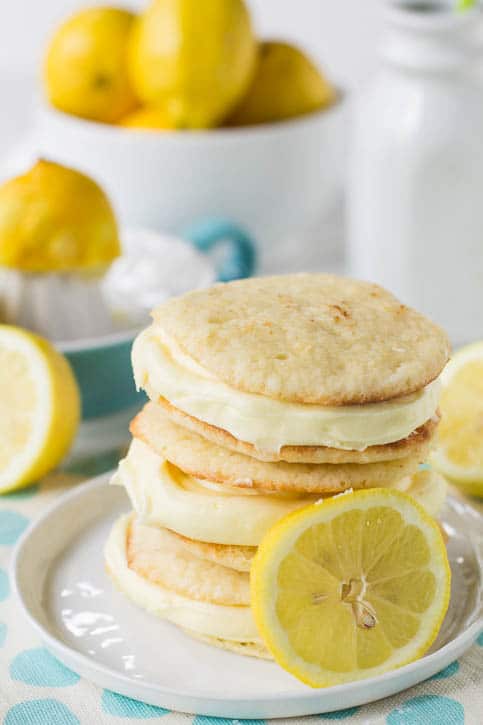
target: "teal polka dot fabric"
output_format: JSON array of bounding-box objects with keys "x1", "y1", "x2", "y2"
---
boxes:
[
  {"x1": 386, "y1": 695, "x2": 464, "y2": 724},
  {"x1": 10, "y1": 648, "x2": 80, "y2": 687},
  {"x1": 0, "y1": 510, "x2": 29, "y2": 545},
  {"x1": 429, "y1": 660, "x2": 459, "y2": 680},
  {"x1": 0, "y1": 465, "x2": 481, "y2": 724},
  {"x1": 320, "y1": 707, "x2": 360, "y2": 719},
  {"x1": 101, "y1": 690, "x2": 170, "y2": 718},
  {"x1": 4, "y1": 699, "x2": 80, "y2": 725}
]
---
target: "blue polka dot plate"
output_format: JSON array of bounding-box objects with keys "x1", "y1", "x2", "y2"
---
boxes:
[{"x1": 10, "y1": 475, "x2": 483, "y2": 719}]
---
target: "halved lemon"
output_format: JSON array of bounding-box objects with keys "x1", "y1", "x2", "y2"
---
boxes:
[
  {"x1": 251, "y1": 489, "x2": 450, "y2": 687},
  {"x1": 0, "y1": 325, "x2": 80, "y2": 493},
  {"x1": 432, "y1": 342, "x2": 483, "y2": 497}
]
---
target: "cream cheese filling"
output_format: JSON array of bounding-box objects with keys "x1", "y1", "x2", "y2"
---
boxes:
[
  {"x1": 112, "y1": 439, "x2": 319, "y2": 546},
  {"x1": 132, "y1": 326, "x2": 441, "y2": 453},
  {"x1": 105, "y1": 514, "x2": 260, "y2": 642},
  {"x1": 112, "y1": 440, "x2": 447, "y2": 547}
]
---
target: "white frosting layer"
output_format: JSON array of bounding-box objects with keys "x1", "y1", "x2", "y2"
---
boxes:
[
  {"x1": 132, "y1": 326, "x2": 441, "y2": 453},
  {"x1": 112, "y1": 440, "x2": 447, "y2": 547},
  {"x1": 105, "y1": 514, "x2": 260, "y2": 642},
  {"x1": 112, "y1": 439, "x2": 318, "y2": 546}
]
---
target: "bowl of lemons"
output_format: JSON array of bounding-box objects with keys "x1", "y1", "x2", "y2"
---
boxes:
[{"x1": 36, "y1": 1, "x2": 345, "y2": 272}]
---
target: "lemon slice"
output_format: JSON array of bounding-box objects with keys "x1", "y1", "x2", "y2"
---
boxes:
[
  {"x1": 0, "y1": 325, "x2": 80, "y2": 493},
  {"x1": 432, "y1": 342, "x2": 483, "y2": 497},
  {"x1": 251, "y1": 489, "x2": 450, "y2": 687}
]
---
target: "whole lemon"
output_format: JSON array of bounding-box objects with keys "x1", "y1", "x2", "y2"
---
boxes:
[
  {"x1": 120, "y1": 106, "x2": 178, "y2": 130},
  {"x1": 0, "y1": 160, "x2": 120, "y2": 272},
  {"x1": 128, "y1": 0, "x2": 257, "y2": 128},
  {"x1": 228, "y1": 41, "x2": 336, "y2": 126},
  {"x1": 44, "y1": 7, "x2": 138, "y2": 123}
]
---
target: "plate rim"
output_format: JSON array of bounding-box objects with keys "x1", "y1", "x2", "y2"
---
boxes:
[{"x1": 10, "y1": 473, "x2": 483, "y2": 717}]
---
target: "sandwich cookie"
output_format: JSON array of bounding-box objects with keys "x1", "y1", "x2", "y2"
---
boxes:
[
  {"x1": 132, "y1": 275, "x2": 449, "y2": 463},
  {"x1": 132, "y1": 402, "x2": 432, "y2": 494},
  {"x1": 105, "y1": 514, "x2": 266, "y2": 655},
  {"x1": 112, "y1": 439, "x2": 448, "y2": 547}
]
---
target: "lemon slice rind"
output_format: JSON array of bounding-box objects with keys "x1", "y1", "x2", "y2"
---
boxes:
[
  {"x1": 0, "y1": 326, "x2": 80, "y2": 493},
  {"x1": 432, "y1": 342, "x2": 483, "y2": 486},
  {"x1": 251, "y1": 488, "x2": 451, "y2": 688}
]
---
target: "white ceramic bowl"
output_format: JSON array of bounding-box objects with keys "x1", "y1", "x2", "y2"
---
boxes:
[{"x1": 36, "y1": 100, "x2": 346, "y2": 272}]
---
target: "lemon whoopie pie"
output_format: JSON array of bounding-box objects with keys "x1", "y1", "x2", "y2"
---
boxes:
[{"x1": 106, "y1": 274, "x2": 450, "y2": 662}]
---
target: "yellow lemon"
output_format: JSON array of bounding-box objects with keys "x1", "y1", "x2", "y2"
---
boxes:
[
  {"x1": 120, "y1": 106, "x2": 178, "y2": 130},
  {"x1": 128, "y1": 0, "x2": 257, "y2": 128},
  {"x1": 44, "y1": 7, "x2": 138, "y2": 123},
  {"x1": 251, "y1": 489, "x2": 450, "y2": 687},
  {"x1": 0, "y1": 326, "x2": 80, "y2": 493},
  {"x1": 432, "y1": 342, "x2": 483, "y2": 498},
  {"x1": 0, "y1": 160, "x2": 120, "y2": 273},
  {"x1": 228, "y1": 41, "x2": 336, "y2": 126}
]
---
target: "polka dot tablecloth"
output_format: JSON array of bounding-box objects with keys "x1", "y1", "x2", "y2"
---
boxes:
[{"x1": 0, "y1": 466, "x2": 482, "y2": 725}]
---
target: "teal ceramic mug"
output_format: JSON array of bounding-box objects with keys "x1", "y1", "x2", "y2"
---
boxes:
[{"x1": 58, "y1": 218, "x2": 256, "y2": 421}]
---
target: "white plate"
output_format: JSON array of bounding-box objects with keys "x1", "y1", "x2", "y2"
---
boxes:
[{"x1": 11, "y1": 474, "x2": 483, "y2": 719}]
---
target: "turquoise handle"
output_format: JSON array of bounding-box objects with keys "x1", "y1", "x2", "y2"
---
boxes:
[{"x1": 182, "y1": 218, "x2": 256, "y2": 281}]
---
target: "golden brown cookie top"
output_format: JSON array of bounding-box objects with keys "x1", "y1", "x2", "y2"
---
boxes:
[{"x1": 152, "y1": 274, "x2": 450, "y2": 405}]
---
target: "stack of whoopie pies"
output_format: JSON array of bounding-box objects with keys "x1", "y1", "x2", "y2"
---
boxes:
[{"x1": 105, "y1": 274, "x2": 450, "y2": 658}]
